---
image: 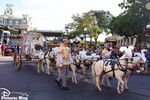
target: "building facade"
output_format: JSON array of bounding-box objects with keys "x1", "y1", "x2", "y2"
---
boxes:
[{"x1": 0, "y1": 4, "x2": 34, "y2": 34}]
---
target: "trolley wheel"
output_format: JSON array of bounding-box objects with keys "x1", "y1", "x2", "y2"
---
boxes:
[{"x1": 14, "y1": 54, "x2": 22, "y2": 71}]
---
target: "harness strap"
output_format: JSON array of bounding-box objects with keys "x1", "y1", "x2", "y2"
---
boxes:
[
  {"x1": 103, "y1": 59, "x2": 116, "y2": 77},
  {"x1": 127, "y1": 68, "x2": 134, "y2": 76}
]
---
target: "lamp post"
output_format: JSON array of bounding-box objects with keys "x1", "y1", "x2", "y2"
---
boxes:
[{"x1": 84, "y1": 28, "x2": 87, "y2": 50}]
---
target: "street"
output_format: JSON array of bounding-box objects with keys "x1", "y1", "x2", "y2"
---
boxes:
[{"x1": 0, "y1": 56, "x2": 150, "y2": 100}]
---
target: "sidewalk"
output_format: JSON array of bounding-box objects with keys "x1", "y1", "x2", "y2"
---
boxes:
[
  {"x1": 0, "y1": 55, "x2": 13, "y2": 61},
  {"x1": 133, "y1": 70, "x2": 150, "y2": 75},
  {"x1": 0, "y1": 55, "x2": 150, "y2": 75}
]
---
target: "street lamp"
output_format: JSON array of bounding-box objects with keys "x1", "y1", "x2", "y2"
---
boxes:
[
  {"x1": 84, "y1": 28, "x2": 87, "y2": 50},
  {"x1": 146, "y1": 2, "x2": 150, "y2": 10}
]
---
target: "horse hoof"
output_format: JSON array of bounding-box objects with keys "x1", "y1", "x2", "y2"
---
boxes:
[
  {"x1": 47, "y1": 73, "x2": 50, "y2": 76},
  {"x1": 118, "y1": 91, "x2": 121, "y2": 94},
  {"x1": 121, "y1": 90, "x2": 124, "y2": 93},
  {"x1": 102, "y1": 84, "x2": 105, "y2": 87},
  {"x1": 75, "y1": 82, "x2": 78, "y2": 84},
  {"x1": 109, "y1": 86, "x2": 112, "y2": 88},
  {"x1": 46, "y1": 72, "x2": 50, "y2": 75},
  {"x1": 126, "y1": 88, "x2": 129, "y2": 91},
  {"x1": 37, "y1": 72, "x2": 40, "y2": 74},
  {"x1": 72, "y1": 81, "x2": 74, "y2": 83},
  {"x1": 98, "y1": 89, "x2": 102, "y2": 92}
]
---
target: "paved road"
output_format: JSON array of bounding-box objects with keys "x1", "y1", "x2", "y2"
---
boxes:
[{"x1": 0, "y1": 57, "x2": 150, "y2": 100}]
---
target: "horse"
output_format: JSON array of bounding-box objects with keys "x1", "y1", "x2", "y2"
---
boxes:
[
  {"x1": 101, "y1": 50, "x2": 146, "y2": 90},
  {"x1": 92, "y1": 49, "x2": 133, "y2": 94},
  {"x1": 47, "y1": 50, "x2": 57, "y2": 72},
  {"x1": 101, "y1": 52, "x2": 146, "y2": 90},
  {"x1": 68, "y1": 54, "x2": 94, "y2": 84},
  {"x1": 123, "y1": 52, "x2": 146, "y2": 90},
  {"x1": 74, "y1": 55, "x2": 88, "y2": 82},
  {"x1": 69, "y1": 57, "x2": 78, "y2": 84},
  {"x1": 37, "y1": 50, "x2": 55, "y2": 75}
]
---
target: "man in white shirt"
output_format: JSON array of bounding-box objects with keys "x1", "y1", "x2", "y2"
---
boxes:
[{"x1": 55, "y1": 38, "x2": 72, "y2": 90}]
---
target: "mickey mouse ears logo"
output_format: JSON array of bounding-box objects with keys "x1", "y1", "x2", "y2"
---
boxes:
[{"x1": 0, "y1": 88, "x2": 10, "y2": 97}]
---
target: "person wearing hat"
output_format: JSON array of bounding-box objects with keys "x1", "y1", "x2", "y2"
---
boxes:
[
  {"x1": 33, "y1": 36, "x2": 44, "y2": 51},
  {"x1": 101, "y1": 44, "x2": 110, "y2": 59},
  {"x1": 55, "y1": 38, "x2": 72, "y2": 90}
]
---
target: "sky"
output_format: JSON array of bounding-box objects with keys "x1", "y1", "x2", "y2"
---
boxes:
[{"x1": 0, "y1": 0, "x2": 124, "y2": 42}]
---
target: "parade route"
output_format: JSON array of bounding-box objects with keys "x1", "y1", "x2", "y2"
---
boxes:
[
  {"x1": 0, "y1": 56, "x2": 150, "y2": 100},
  {"x1": 0, "y1": 55, "x2": 13, "y2": 61}
]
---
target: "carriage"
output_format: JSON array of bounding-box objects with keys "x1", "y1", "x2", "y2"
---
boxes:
[{"x1": 13, "y1": 32, "x2": 47, "y2": 71}]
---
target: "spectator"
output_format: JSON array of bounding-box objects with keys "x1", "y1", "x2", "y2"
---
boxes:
[
  {"x1": 116, "y1": 48, "x2": 123, "y2": 58},
  {"x1": 17, "y1": 44, "x2": 20, "y2": 54},
  {"x1": 101, "y1": 44, "x2": 110, "y2": 59},
  {"x1": 109, "y1": 47, "x2": 114, "y2": 59},
  {"x1": 144, "y1": 49, "x2": 149, "y2": 73},
  {"x1": 0, "y1": 43, "x2": 1, "y2": 56},
  {"x1": 1, "y1": 43, "x2": 5, "y2": 56}
]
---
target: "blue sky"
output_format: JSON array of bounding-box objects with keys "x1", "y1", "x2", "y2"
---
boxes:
[{"x1": 0, "y1": 0, "x2": 124, "y2": 41}]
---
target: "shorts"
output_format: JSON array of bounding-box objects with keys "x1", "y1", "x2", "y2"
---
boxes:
[{"x1": 144, "y1": 60, "x2": 149, "y2": 67}]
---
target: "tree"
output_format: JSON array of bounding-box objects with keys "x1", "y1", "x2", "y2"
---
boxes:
[
  {"x1": 64, "y1": 12, "x2": 102, "y2": 45},
  {"x1": 110, "y1": 0, "x2": 150, "y2": 38},
  {"x1": 90, "y1": 10, "x2": 114, "y2": 34},
  {"x1": 89, "y1": 25, "x2": 102, "y2": 47}
]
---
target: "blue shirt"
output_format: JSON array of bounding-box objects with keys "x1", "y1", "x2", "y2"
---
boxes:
[{"x1": 145, "y1": 51, "x2": 149, "y2": 60}]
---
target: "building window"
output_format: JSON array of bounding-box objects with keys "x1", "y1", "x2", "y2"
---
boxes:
[
  {"x1": 16, "y1": 21, "x2": 19, "y2": 25},
  {"x1": 21, "y1": 20, "x2": 27, "y2": 24},
  {"x1": 9, "y1": 20, "x2": 12, "y2": 25},
  {"x1": 0, "y1": 20, "x2": 2, "y2": 23}
]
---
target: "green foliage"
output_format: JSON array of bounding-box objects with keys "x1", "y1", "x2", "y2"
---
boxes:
[
  {"x1": 90, "y1": 10, "x2": 114, "y2": 34},
  {"x1": 64, "y1": 12, "x2": 102, "y2": 40},
  {"x1": 110, "y1": 0, "x2": 150, "y2": 38}
]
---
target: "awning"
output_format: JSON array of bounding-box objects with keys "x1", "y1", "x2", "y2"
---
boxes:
[
  {"x1": 0, "y1": 24, "x2": 18, "y2": 34},
  {"x1": 106, "y1": 36, "x2": 118, "y2": 42},
  {"x1": 7, "y1": 27, "x2": 18, "y2": 34}
]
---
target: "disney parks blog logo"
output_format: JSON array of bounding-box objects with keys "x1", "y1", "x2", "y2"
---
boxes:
[{"x1": 0, "y1": 88, "x2": 28, "y2": 100}]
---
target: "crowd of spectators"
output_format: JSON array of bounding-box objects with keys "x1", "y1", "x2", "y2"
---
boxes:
[
  {"x1": 0, "y1": 43, "x2": 20, "y2": 56},
  {"x1": 70, "y1": 44, "x2": 149, "y2": 74}
]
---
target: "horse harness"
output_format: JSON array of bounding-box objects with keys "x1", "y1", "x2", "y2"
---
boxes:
[
  {"x1": 102, "y1": 58, "x2": 132, "y2": 77},
  {"x1": 38, "y1": 50, "x2": 51, "y2": 62}
]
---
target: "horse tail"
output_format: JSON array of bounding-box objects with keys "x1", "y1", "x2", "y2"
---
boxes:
[{"x1": 92, "y1": 62, "x2": 96, "y2": 84}]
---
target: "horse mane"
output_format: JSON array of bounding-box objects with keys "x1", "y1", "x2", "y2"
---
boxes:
[
  {"x1": 120, "y1": 48, "x2": 132, "y2": 59},
  {"x1": 52, "y1": 47, "x2": 58, "y2": 54}
]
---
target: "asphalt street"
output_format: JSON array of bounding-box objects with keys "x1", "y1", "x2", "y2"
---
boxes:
[{"x1": 0, "y1": 56, "x2": 150, "y2": 100}]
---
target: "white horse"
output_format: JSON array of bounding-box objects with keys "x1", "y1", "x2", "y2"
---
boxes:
[
  {"x1": 123, "y1": 52, "x2": 146, "y2": 90},
  {"x1": 68, "y1": 55, "x2": 93, "y2": 84},
  {"x1": 37, "y1": 50, "x2": 55, "y2": 75},
  {"x1": 75, "y1": 55, "x2": 88, "y2": 82},
  {"x1": 47, "y1": 50, "x2": 57, "y2": 72},
  {"x1": 69, "y1": 58, "x2": 78, "y2": 84},
  {"x1": 92, "y1": 49, "x2": 133, "y2": 94},
  {"x1": 101, "y1": 52, "x2": 146, "y2": 90}
]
